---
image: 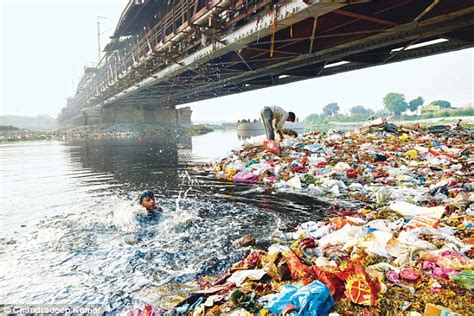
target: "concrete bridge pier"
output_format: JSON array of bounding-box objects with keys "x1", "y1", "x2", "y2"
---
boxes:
[
  {"x1": 82, "y1": 107, "x2": 103, "y2": 125},
  {"x1": 82, "y1": 105, "x2": 192, "y2": 127}
]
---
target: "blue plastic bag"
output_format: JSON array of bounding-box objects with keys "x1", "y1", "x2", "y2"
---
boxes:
[
  {"x1": 265, "y1": 285, "x2": 298, "y2": 313},
  {"x1": 264, "y1": 281, "x2": 334, "y2": 315}
]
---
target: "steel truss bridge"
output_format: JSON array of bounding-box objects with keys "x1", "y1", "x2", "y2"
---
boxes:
[{"x1": 58, "y1": 0, "x2": 474, "y2": 123}]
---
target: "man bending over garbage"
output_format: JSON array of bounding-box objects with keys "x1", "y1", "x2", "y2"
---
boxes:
[{"x1": 260, "y1": 105, "x2": 295, "y2": 141}]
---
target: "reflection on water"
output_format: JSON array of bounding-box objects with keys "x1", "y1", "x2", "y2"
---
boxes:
[
  {"x1": 237, "y1": 128, "x2": 305, "y2": 140},
  {"x1": 237, "y1": 129, "x2": 265, "y2": 140},
  {"x1": 68, "y1": 138, "x2": 181, "y2": 197},
  {"x1": 0, "y1": 130, "x2": 330, "y2": 312}
]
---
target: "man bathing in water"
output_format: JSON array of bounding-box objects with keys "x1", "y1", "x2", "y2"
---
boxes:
[{"x1": 139, "y1": 190, "x2": 162, "y2": 215}]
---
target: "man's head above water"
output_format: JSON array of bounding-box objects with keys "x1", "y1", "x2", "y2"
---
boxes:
[{"x1": 139, "y1": 190, "x2": 156, "y2": 211}]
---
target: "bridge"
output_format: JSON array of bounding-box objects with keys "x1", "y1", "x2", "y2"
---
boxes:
[{"x1": 58, "y1": 0, "x2": 474, "y2": 127}]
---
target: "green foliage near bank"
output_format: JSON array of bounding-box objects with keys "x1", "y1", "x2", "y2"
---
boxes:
[
  {"x1": 408, "y1": 97, "x2": 424, "y2": 112},
  {"x1": 204, "y1": 123, "x2": 236, "y2": 130},
  {"x1": 350, "y1": 105, "x2": 374, "y2": 116},
  {"x1": 188, "y1": 124, "x2": 213, "y2": 136},
  {"x1": 419, "y1": 107, "x2": 474, "y2": 119},
  {"x1": 322, "y1": 103, "x2": 340, "y2": 117},
  {"x1": 0, "y1": 125, "x2": 20, "y2": 131},
  {"x1": 431, "y1": 100, "x2": 452, "y2": 108},
  {"x1": 383, "y1": 92, "x2": 408, "y2": 116},
  {"x1": 303, "y1": 114, "x2": 330, "y2": 132}
]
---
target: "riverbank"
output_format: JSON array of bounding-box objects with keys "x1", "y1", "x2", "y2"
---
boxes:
[
  {"x1": 0, "y1": 123, "x2": 196, "y2": 143},
  {"x1": 0, "y1": 126, "x2": 54, "y2": 142},
  {"x1": 306, "y1": 116, "x2": 474, "y2": 132},
  {"x1": 188, "y1": 124, "x2": 214, "y2": 136},
  {"x1": 138, "y1": 121, "x2": 473, "y2": 315}
]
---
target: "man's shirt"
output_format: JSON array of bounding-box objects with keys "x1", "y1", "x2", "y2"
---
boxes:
[{"x1": 270, "y1": 105, "x2": 289, "y2": 130}]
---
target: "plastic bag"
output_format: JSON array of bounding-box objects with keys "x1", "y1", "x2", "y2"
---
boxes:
[
  {"x1": 227, "y1": 269, "x2": 267, "y2": 286},
  {"x1": 292, "y1": 281, "x2": 335, "y2": 315},
  {"x1": 264, "y1": 139, "x2": 281, "y2": 155},
  {"x1": 286, "y1": 175, "x2": 302, "y2": 189},
  {"x1": 404, "y1": 149, "x2": 418, "y2": 159},
  {"x1": 359, "y1": 230, "x2": 393, "y2": 258},
  {"x1": 318, "y1": 224, "x2": 365, "y2": 249},
  {"x1": 419, "y1": 249, "x2": 474, "y2": 270},
  {"x1": 334, "y1": 162, "x2": 350, "y2": 171},
  {"x1": 264, "y1": 285, "x2": 298, "y2": 314},
  {"x1": 389, "y1": 201, "x2": 445, "y2": 219},
  {"x1": 281, "y1": 138, "x2": 295, "y2": 148},
  {"x1": 303, "y1": 143, "x2": 323, "y2": 152},
  {"x1": 264, "y1": 281, "x2": 334, "y2": 315},
  {"x1": 450, "y1": 270, "x2": 474, "y2": 289},
  {"x1": 233, "y1": 171, "x2": 259, "y2": 183}
]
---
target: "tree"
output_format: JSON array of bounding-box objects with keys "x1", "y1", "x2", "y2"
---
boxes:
[
  {"x1": 431, "y1": 100, "x2": 451, "y2": 108},
  {"x1": 350, "y1": 105, "x2": 374, "y2": 116},
  {"x1": 383, "y1": 93, "x2": 408, "y2": 116},
  {"x1": 408, "y1": 97, "x2": 424, "y2": 112},
  {"x1": 322, "y1": 103, "x2": 340, "y2": 117}
]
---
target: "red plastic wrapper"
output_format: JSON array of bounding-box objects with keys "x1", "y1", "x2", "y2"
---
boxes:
[
  {"x1": 399, "y1": 268, "x2": 421, "y2": 282},
  {"x1": 282, "y1": 249, "x2": 314, "y2": 283},
  {"x1": 264, "y1": 140, "x2": 281, "y2": 155},
  {"x1": 346, "y1": 169, "x2": 358, "y2": 179},
  {"x1": 231, "y1": 251, "x2": 264, "y2": 272},
  {"x1": 312, "y1": 266, "x2": 345, "y2": 299},
  {"x1": 299, "y1": 237, "x2": 318, "y2": 250}
]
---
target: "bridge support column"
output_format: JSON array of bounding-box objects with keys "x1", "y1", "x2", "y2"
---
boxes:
[
  {"x1": 94, "y1": 105, "x2": 192, "y2": 127},
  {"x1": 82, "y1": 107, "x2": 103, "y2": 125}
]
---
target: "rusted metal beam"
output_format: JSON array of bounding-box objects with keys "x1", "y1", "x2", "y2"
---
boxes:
[
  {"x1": 309, "y1": 15, "x2": 318, "y2": 53},
  {"x1": 164, "y1": 8, "x2": 474, "y2": 104},
  {"x1": 320, "y1": 0, "x2": 411, "y2": 35},
  {"x1": 415, "y1": 0, "x2": 440, "y2": 23},
  {"x1": 333, "y1": 9, "x2": 397, "y2": 26},
  {"x1": 235, "y1": 51, "x2": 254, "y2": 71},
  {"x1": 244, "y1": 46, "x2": 301, "y2": 57}
]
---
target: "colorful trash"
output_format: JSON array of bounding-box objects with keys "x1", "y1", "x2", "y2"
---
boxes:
[{"x1": 135, "y1": 122, "x2": 473, "y2": 315}]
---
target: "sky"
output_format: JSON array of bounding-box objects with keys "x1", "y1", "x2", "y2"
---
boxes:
[{"x1": 1, "y1": 0, "x2": 473, "y2": 121}]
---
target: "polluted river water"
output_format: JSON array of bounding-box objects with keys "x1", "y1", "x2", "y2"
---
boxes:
[{"x1": 0, "y1": 129, "x2": 332, "y2": 312}]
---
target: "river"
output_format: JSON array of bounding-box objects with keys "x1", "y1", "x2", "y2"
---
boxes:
[{"x1": 0, "y1": 129, "x2": 329, "y2": 312}]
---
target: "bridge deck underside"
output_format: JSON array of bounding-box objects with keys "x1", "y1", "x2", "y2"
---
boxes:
[{"x1": 93, "y1": 0, "x2": 474, "y2": 109}]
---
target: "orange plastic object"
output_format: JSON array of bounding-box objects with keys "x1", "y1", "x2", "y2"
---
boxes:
[
  {"x1": 282, "y1": 250, "x2": 314, "y2": 283},
  {"x1": 264, "y1": 140, "x2": 281, "y2": 155}
]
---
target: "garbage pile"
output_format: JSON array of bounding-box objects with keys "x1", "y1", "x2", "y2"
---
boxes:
[
  {"x1": 0, "y1": 128, "x2": 53, "y2": 142},
  {"x1": 55, "y1": 123, "x2": 182, "y2": 140},
  {"x1": 131, "y1": 122, "x2": 473, "y2": 315}
]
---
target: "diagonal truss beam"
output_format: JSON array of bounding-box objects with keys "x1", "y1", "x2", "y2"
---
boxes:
[{"x1": 333, "y1": 9, "x2": 397, "y2": 26}]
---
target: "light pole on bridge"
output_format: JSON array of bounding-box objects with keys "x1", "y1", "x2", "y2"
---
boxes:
[{"x1": 97, "y1": 16, "x2": 107, "y2": 63}]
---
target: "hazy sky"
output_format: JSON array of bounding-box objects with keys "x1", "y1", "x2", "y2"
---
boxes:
[{"x1": 1, "y1": 1, "x2": 473, "y2": 121}]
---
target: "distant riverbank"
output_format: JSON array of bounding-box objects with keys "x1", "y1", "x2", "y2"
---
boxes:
[
  {"x1": 0, "y1": 123, "x2": 217, "y2": 142},
  {"x1": 307, "y1": 116, "x2": 474, "y2": 132},
  {"x1": 2, "y1": 117, "x2": 472, "y2": 142}
]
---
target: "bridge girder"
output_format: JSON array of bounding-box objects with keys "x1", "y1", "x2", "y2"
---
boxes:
[{"x1": 59, "y1": 0, "x2": 474, "y2": 123}]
